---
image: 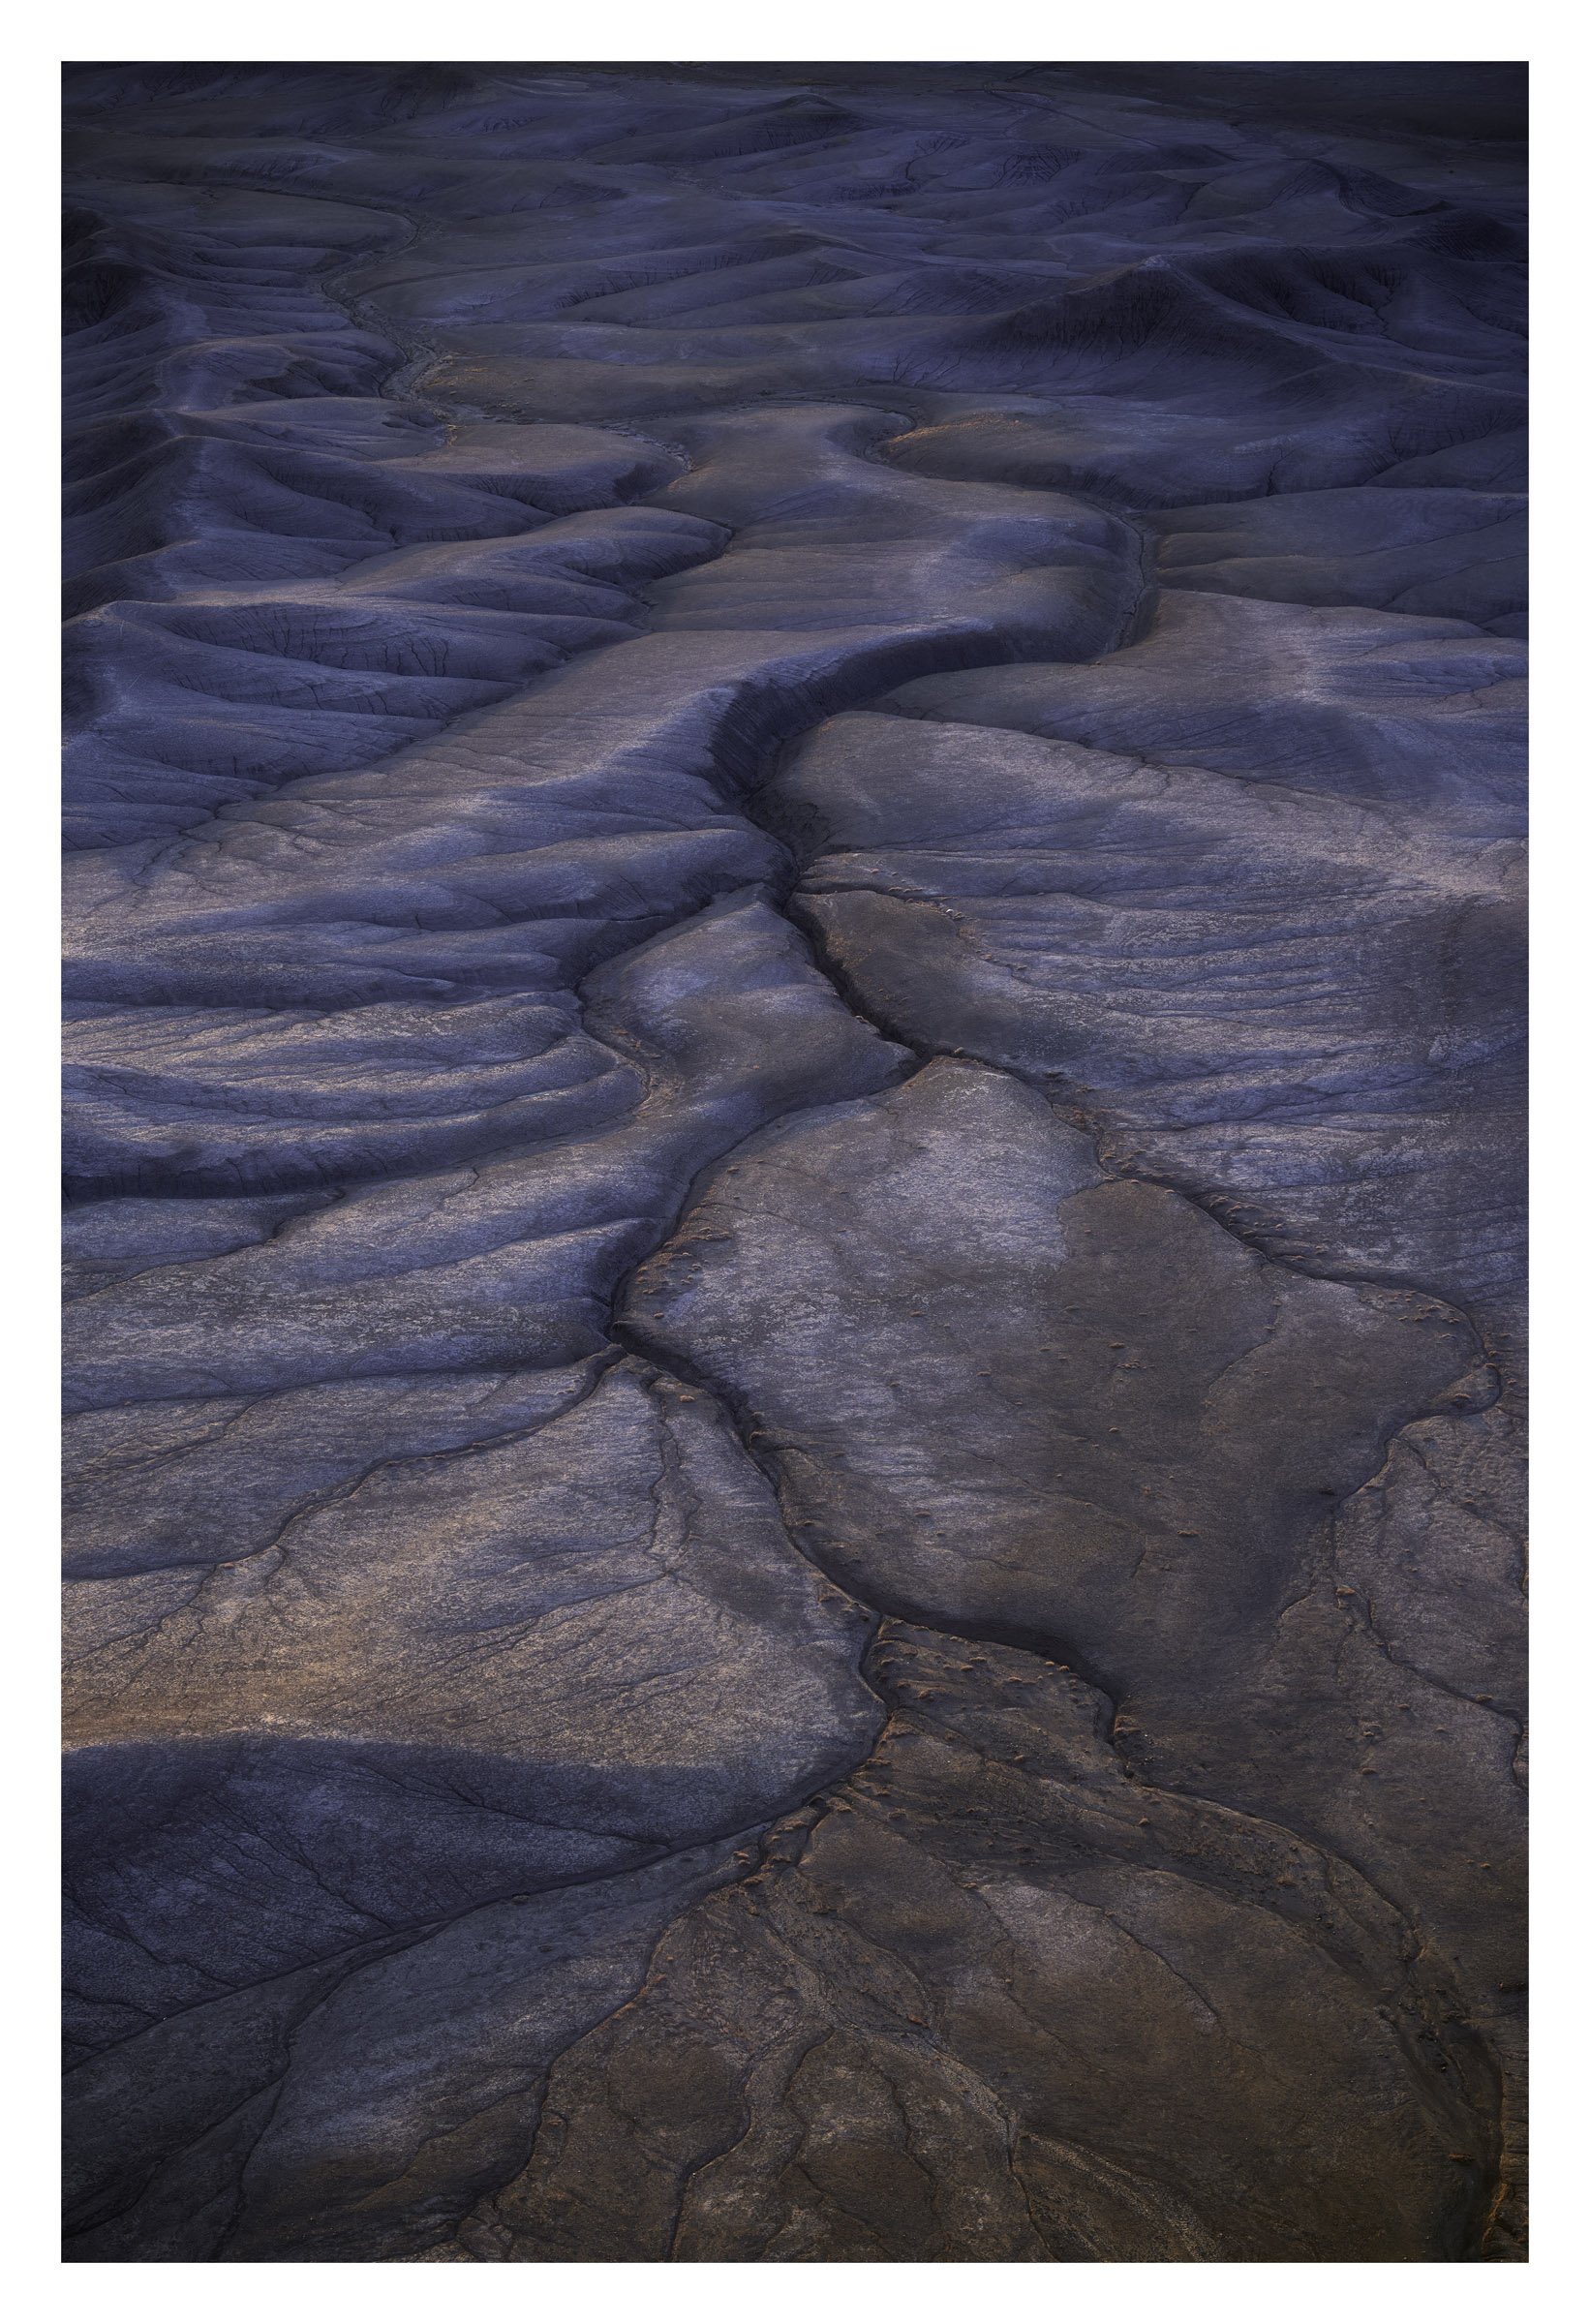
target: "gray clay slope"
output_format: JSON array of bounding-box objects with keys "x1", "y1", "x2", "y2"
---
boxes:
[{"x1": 61, "y1": 62, "x2": 1525, "y2": 2263}]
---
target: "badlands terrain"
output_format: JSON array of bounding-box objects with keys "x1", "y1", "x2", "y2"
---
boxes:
[{"x1": 62, "y1": 61, "x2": 1525, "y2": 2262}]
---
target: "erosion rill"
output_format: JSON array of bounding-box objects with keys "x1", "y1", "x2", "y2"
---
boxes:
[{"x1": 61, "y1": 62, "x2": 1526, "y2": 2263}]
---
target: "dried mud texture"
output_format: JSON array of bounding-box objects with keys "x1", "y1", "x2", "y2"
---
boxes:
[{"x1": 62, "y1": 62, "x2": 1525, "y2": 2263}]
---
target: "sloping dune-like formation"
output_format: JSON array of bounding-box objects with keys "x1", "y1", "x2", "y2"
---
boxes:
[{"x1": 62, "y1": 61, "x2": 1525, "y2": 2263}]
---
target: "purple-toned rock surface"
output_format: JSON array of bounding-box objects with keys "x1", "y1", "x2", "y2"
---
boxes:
[{"x1": 62, "y1": 61, "x2": 1525, "y2": 2263}]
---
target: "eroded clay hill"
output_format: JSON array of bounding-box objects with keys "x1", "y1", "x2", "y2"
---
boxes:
[{"x1": 62, "y1": 60, "x2": 1526, "y2": 2263}]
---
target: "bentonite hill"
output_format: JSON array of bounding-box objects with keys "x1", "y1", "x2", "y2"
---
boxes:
[{"x1": 62, "y1": 60, "x2": 1526, "y2": 2264}]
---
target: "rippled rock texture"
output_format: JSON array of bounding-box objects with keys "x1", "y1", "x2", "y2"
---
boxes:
[{"x1": 62, "y1": 61, "x2": 1525, "y2": 2263}]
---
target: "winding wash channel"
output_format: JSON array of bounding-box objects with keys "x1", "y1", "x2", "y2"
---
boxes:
[{"x1": 62, "y1": 61, "x2": 1526, "y2": 2263}]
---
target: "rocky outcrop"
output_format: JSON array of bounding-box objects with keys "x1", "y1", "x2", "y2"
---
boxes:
[{"x1": 62, "y1": 62, "x2": 1525, "y2": 2262}]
